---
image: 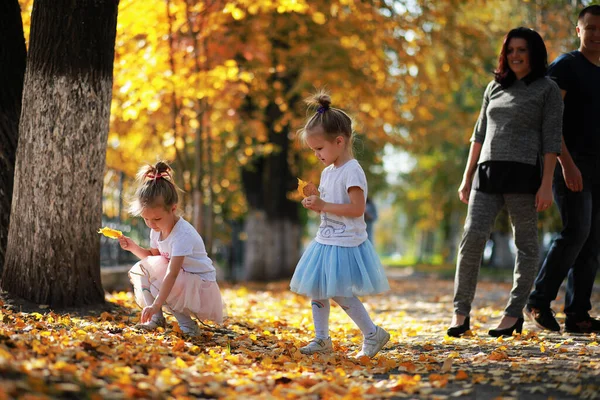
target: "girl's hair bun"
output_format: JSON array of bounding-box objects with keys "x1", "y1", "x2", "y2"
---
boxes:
[
  {"x1": 129, "y1": 160, "x2": 181, "y2": 216},
  {"x1": 305, "y1": 89, "x2": 331, "y2": 109}
]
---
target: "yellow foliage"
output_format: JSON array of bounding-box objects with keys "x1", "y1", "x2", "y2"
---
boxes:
[
  {"x1": 18, "y1": 0, "x2": 579, "y2": 243},
  {"x1": 312, "y1": 12, "x2": 326, "y2": 25}
]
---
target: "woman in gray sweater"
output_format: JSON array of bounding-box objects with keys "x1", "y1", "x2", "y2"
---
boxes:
[{"x1": 447, "y1": 27, "x2": 563, "y2": 337}]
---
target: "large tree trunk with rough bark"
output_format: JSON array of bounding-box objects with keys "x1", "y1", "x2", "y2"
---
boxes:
[
  {"x1": 1, "y1": 0, "x2": 119, "y2": 306},
  {"x1": 0, "y1": 0, "x2": 27, "y2": 274}
]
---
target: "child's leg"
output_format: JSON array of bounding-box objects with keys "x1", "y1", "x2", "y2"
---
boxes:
[
  {"x1": 299, "y1": 300, "x2": 333, "y2": 355},
  {"x1": 332, "y1": 296, "x2": 377, "y2": 337},
  {"x1": 139, "y1": 274, "x2": 156, "y2": 305},
  {"x1": 139, "y1": 275, "x2": 164, "y2": 323},
  {"x1": 311, "y1": 299, "x2": 331, "y2": 339},
  {"x1": 141, "y1": 287, "x2": 157, "y2": 308},
  {"x1": 171, "y1": 310, "x2": 199, "y2": 335},
  {"x1": 334, "y1": 296, "x2": 390, "y2": 358}
]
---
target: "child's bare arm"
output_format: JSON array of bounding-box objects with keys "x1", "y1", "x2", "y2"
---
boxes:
[
  {"x1": 141, "y1": 256, "x2": 184, "y2": 323},
  {"x1": 152, "y1": 256, "x2": 183, "y2": 307},
  {"x1": 302, "y1": 186, "x2": 365, "y2": 217},
  {"x1": 118, "y1": 236, "x2": 158, "y2": 259}
]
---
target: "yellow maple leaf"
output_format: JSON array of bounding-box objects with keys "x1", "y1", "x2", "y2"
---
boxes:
[{"x1": 98, "y1": 227, "x2": 123, "y2": 239}]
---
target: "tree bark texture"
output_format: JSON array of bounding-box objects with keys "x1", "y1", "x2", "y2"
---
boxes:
[
  {"x1": 243, "y1": 211, "x2": 300, "y2": 281},
  {"x1": 1, "y1": 0, "x2": 119, "y2": 306},
  {"x1": 0, "y1": 0, "x2": 27, "y2": 274}
]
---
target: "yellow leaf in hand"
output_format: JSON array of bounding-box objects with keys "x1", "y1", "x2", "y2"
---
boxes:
[
  {"x1": 297, "y1": 178, "x2": 319, "y2": 198},
  {"x1": 98, "y1": 227, "x2": 123, "y2": 239}
]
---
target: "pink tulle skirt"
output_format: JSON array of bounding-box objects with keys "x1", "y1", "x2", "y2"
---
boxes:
[{"x1": 128, "y1": 256, "x2": 224, "y2": 324}]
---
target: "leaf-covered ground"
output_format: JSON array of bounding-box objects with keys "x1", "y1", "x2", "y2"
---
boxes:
[{"x1": 1, "y1": 273, "x2": 599, "y2": 399}]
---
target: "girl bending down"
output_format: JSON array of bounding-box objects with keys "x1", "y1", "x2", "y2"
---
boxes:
[{"x1": 120, "y1": 161, "x2": 224, "y2": 336}]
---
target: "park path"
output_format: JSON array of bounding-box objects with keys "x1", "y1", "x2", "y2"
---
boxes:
[
  {"x1": 1, "y1": 268, "x2": 598, "y2": 399},
  {"x1": 371, "y1": 270, "x2": 600, "y2": 399}
]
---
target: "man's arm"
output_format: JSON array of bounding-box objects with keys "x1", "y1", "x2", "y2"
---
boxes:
[{"x1": 556, "y1": 89, "x2": 583, "y2": 192}]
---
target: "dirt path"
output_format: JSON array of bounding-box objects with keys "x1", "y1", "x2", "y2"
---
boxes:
[{"x1": 374, "y1": 272, "x2": 600, "y2": 399}]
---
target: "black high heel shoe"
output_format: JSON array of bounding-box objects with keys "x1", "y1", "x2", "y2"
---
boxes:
[
  {"x1": 447, "y1": 316, "x2": 470, "y2": 337},
  {"x1": 488, "y1": 317, "x2": 524, "y2": 337}
]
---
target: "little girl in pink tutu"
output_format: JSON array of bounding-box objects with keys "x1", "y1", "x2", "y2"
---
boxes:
[{"x1": 119, "y1": 161, "x2": 224, "y2": 336}]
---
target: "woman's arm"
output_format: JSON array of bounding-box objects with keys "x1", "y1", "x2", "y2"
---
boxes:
[
  {"x1": 458, "y1": 141, "x2": 482, "y2": 204},
  {"x1": 140, "y1": 255, "x2": 184, "y2": 323},
  {"x1": 536, "y1": 153, "x2": 558, "y2": 212},
  {"x1": 303, "y1": 186, "x2": 365, "y2": 218},
  {"x1": 458, "y1": 82, "x2": 490, "y2": 204}
]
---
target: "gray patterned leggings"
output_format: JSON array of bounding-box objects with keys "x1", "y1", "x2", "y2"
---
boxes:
[{"x1": 453, "y1": 190, "x2": 539, "y2": 318}]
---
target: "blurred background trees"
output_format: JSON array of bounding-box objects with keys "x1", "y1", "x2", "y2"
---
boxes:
[{"x1": 9, "y1": 0, "x2": 594, "y2": 282}]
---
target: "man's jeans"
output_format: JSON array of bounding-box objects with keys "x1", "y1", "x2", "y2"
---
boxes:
[{"x1": 528, "y1": 156, "x2": 600, "y2": 317}]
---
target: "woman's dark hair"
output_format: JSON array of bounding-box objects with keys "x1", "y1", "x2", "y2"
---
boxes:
[{"x1": 494, "y1": 27, "x2": 548, "y2": 87}]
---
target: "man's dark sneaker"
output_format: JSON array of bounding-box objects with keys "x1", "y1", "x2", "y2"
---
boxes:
[
  {"x1": 565, "y1": 315, "x2": 600, "y2": 334},
  {"x1": 524, "y1": 305, "x2": 561, "y2": 332}
]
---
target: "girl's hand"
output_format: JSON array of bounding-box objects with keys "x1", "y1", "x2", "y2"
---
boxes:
[
  {"x1": 302, "y1": 195, "x2": 325, "y2": 212},
  {"x1": 458, "y1": 178, "x2": 472, "y2": 204},
  {"x1": 118, "y1": 236, "x2": 136, "y2": 251},
  {"x1": 536, "y1": 183, "x2": 553, "y2": 212},
  {"x1": 140, "y1": 303, "x2": 161, "y2": 323}
]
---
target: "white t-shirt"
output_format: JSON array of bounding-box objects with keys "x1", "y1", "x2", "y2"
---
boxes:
[
  {"x1": 315, "y1": 159, "x2": 368, "y2": 247},
  {"x1": 150, "y1": 218, "x2": 217, "y2": 281}
]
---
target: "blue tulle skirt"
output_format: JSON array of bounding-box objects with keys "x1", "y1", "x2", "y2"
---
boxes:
[{"x1": 290, "y1": 240, "x2": 390, "y2": 299}]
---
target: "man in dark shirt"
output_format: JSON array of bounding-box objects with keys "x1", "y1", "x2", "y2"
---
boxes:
[{"x1": 526, "y1": 5, "x2": 600, "y2": 333}]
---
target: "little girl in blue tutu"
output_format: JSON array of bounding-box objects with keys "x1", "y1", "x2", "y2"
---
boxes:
[
  {"x1": 290, "y1": 91, "x2": 390, "y2": 358},
  {"x1": 119, "y1": 161, "x2": 224, "y2": 336}
]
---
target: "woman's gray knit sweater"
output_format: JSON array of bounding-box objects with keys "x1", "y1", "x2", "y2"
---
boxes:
[{"x1": 471, "y1": 77, "x2": 563, "y2": 165}]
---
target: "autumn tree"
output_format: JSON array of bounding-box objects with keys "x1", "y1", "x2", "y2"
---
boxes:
[
  {"x1": 0, "y1": 0, "x2": 27, "y2": 274},
  {"x1": 395, "y1": 0, "x2": 584, "y2": 263},
  {"x1": 107, "y1": 0, "x2": 405, "y2": 280},
  {"x1": 2, "y1": 0, "x2": 120, "y2": 306}
]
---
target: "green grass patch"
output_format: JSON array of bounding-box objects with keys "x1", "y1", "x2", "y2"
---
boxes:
[
  {"x1": 382, "y1": 256, "x2": 514, "y2": 281},
  {"x1": 382, "y1": 255, "x2": 600, "y2": 283}
]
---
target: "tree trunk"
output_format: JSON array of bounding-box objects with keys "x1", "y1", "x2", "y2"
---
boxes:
[
  {"x1": 239, "y1": 26, "x2": 302, "y2": 281},
  {"x1": 241, "y1": 96, "x2": 301, "y2": 281},
  {"x1": 1, "y1": 0, "x2": 119, "y2": 306},
  {"x1": 205, "y1": 111, "x2": 215, "y2": 254},
  {"x1": 487, "y1": 232, "x2": 515, "y2": 269},
  {"x1": 442, "y1": 207, "x2": 461, "y2": 264},
  {"x1": 0, "y1": 0, "x2": 27, "y2": 274},
  {"x1": 243, "y1": 210, "x2": 300, "y2": 280},
  {"x1": 487, "y1": 207, "x2": 514, "y2": 269},
  {"x1": 417, "y1": 230, "x2": 436, "y2": 264}
]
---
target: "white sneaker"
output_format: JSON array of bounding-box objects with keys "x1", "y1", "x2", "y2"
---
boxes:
[
  {"x1": 299, "y1": 337, "x2": 333, "y2": 355},
  {"x1": 356, "y1": 326, "x2": 390, "y2": 358},
  {"x1": 135, "y1": 316, "x2": 166, "y2": 331}
]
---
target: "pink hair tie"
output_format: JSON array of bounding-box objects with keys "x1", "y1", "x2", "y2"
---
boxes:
[{"x1": 145, "y1": 171, "x2": 170, "y2": 180}]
